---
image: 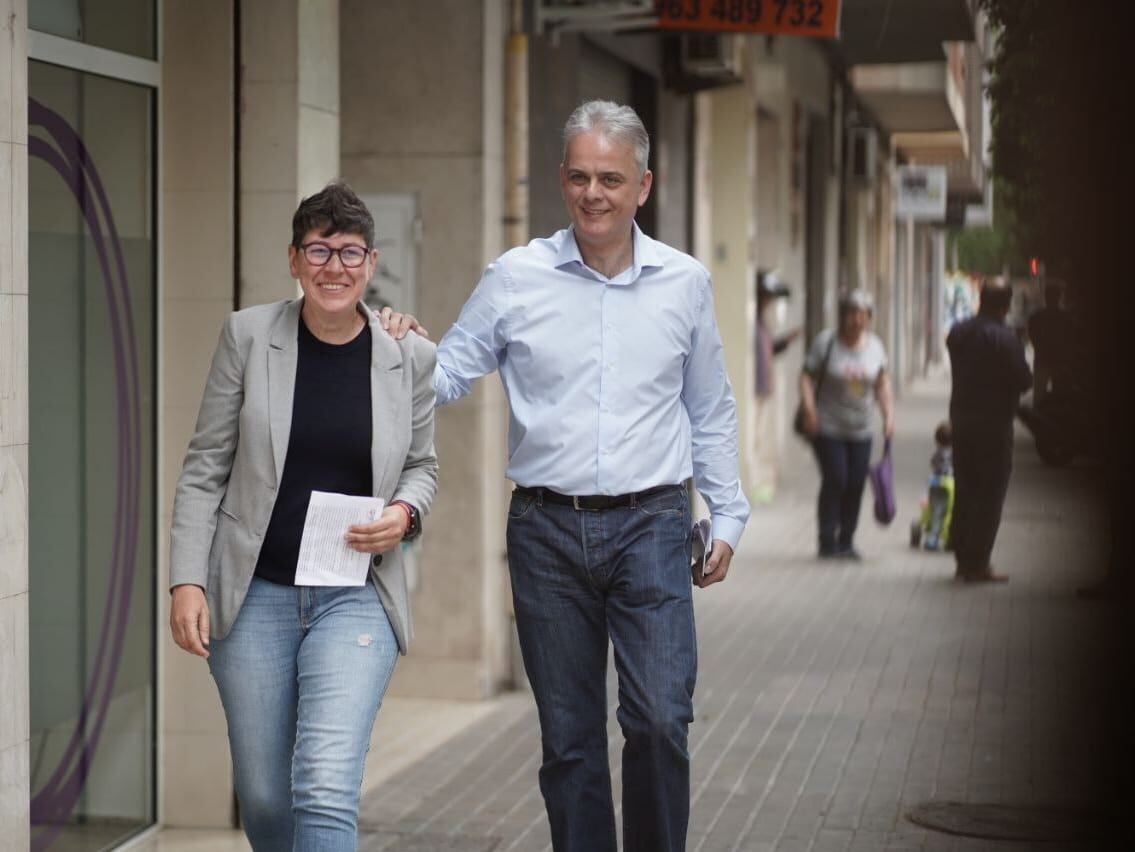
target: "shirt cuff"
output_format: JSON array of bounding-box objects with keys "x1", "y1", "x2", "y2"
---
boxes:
[
  {"x1": 710, "y1": 514, "x2": 746, "y2": 553},
  {"x1": 433, "y1": 361, "x2": 457, "y2": 406}
]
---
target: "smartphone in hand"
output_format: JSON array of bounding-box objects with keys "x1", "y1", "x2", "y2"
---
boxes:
[{"x1": 690, "y1": 518, "x2": 712, "y2": 578}]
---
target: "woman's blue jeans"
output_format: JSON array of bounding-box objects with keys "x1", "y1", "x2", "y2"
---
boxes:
[
  {"x1": 506, "y1": 485, "x2": 697, "y2": 852},
  {"x1": 812, "y1": 435, "x2": 873, "y2": 554},
  {"x1": 207, "y1": 577, "x2": 399, "y2": 852}
]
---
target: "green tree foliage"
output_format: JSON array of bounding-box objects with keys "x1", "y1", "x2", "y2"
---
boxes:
[
  {"x1": 980, "y1": 0, "x2": 1121, "y2": 288},
  {"x1": 948, "y1": 227, "x2": 1004, "y2": 276},
  {"x1": 983, "y1": 0, "x2": 1134, "y2": 545},
  {"x1": 948, "y1": 179, "x2": 1024, "y2": 275}
]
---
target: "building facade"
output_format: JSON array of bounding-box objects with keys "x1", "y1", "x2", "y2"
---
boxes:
[{"x1": 0, "y1": 0, "x2": 987, "y2": 846}]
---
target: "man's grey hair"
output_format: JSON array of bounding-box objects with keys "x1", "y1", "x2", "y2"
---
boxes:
[{"x1": 562, "y1": 100, "x2": 650, "y2": 175}]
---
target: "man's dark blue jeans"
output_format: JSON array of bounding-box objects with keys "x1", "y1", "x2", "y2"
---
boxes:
[
  {"x1": 812, "y1": 435, "x2": 873, "y2": 555},
  {"x1": 506, "y1": 484, "x2": 697, "y2": 852}
]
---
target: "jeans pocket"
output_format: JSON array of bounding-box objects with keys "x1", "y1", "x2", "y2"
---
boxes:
[
  {"x1": 637, "y1": 487, "x2": 689, "y2": 517},
  {"x1": 508, "y1": 491, "x2": 536, "y2": 519}
]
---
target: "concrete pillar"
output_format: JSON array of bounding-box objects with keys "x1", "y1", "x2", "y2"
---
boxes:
[
  {"x1": 929, "y1": 227, "x2": 945, "y2": 365},
  {"x1": 910, "y1": 222, "x2": 928, "y2": 379},
  {"x1": 341, "y1": 0, "x2": 510, "y2": 699},
  {"x1": 873, "y1": 157, "x2": 897, "y2": 375},
  {"x1": 847, "y1": 188, "x2": 870, "y2": 292},
  {"x1": 158, "y1": 0, "x2": 342, "y2": 823},
  {"x1": 699, "y1": 84, "x2": 757, "y2": 492},
  {"x1": 159, "y1": 0, "x2": 237, "y2": 829},
  {"x1": 655, "y1": 90, "x2": 693, "y2": 252},
  {"x1": 896, "y1": 215, "x2": 915, "y2": 387},
  {"x1": 0, "y1": 0, "x2": 29, "y2": 846},
  {"x1": 239, "y1": 0, "x2": 340, "y2": 308}
]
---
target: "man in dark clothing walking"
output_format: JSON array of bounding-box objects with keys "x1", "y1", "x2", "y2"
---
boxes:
[{"x1": 946, "y1": 280, "x2": 1033, "y2": 582}]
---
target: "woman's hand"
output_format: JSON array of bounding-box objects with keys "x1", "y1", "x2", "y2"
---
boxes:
[
  {"x1": 801, "y1": 406, "x2": 820, "y2": 437},
  {"x1": 883, "y1": 414, "x2": 896, "y2": 441},
  {"x1": 346, "y1": 505, "x2": 410, "y2": 554},
  {"x1": 170, "y1": 584, "x2": 210, "y2": 658},
  {"x1": 798, "y1": 372, "x2": 820, "y2": 437}
]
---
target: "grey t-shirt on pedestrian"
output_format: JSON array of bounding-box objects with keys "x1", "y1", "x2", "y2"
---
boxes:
[{"x1": 804, "y1": 329, "x2": 888, "y2": 440}]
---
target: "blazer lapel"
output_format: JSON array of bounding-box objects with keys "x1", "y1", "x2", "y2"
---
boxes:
[
  {"x1": 364, "y1": 303, "x2": 405, "y2": 497},
  {"x1": 267, "y1": 300, "x2": 301, "y2": 486}
]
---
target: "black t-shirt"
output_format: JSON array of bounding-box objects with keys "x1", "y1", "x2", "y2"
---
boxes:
[{"x1": 254, "y1": 318, "x2": 373, "y2": 585}]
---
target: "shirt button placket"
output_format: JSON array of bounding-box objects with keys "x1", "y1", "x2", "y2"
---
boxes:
[{"x1": 597, "y1": 286, "x2": 612, "y2": 489}]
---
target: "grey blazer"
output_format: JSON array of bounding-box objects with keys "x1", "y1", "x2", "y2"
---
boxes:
[{"x1": 169, "y1": 298, "x2": 438, "y2": 653}]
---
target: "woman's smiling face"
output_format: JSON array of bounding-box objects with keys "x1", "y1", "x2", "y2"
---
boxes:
[{"x1": 288, "y1": 229, "x2": 377, "y2": 322}]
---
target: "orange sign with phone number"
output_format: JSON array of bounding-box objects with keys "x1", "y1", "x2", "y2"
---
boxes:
[{"x1": 655, "y1": 0, "x2": 841, "y2": 38}]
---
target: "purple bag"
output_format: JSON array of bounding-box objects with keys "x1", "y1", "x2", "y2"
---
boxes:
[{"x1": 868, "y1": 439, "x2": 896, "y2": 525}]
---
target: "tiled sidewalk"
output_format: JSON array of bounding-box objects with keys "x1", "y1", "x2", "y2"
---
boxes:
[
  {"x1": 356, "y1": 375, "x2": 1120, "y2": 851},
  {"x1": 149, "y1": 375, "x2": 1120, "y2": 851}
]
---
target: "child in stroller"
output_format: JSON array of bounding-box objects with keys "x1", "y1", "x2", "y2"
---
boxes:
[{"x1": 910, "y1": 421, "x2": 954, "y2": 550}]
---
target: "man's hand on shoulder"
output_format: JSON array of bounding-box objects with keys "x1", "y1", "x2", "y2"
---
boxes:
[
  {"x1": 379, "y1": 306, "x2": 429, "y2": 340},
  {"x1": 694, "y1": 540, "x2": 733, "y2": 588}
]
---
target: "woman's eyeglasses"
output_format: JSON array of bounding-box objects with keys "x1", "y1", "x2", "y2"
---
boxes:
[{"x1": 299, "y1": 242, "x2": 369, "y2": 268}]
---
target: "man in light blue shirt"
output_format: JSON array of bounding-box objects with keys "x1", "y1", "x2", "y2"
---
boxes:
[{"x1": 385, "y1": 100, "x2": 748, "y2": 852}]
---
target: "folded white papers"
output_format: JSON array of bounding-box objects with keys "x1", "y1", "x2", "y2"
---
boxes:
[{"x1": 294, "y1": 491, "x2": 384, "y2": 587}]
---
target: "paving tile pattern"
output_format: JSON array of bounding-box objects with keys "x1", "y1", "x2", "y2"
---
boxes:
[{"x1": 359, "y1": 380, "x2": 1122, "y2": 851}]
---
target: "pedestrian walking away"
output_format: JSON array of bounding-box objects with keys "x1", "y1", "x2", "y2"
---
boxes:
[
  {"x1": 946, "y1": 278, "x2": 1032, "y2": 583},
  {"x1": 168, "y1": 183, "x2": 438, "y2": 851},
  {"x1": 797, "y1": 289, "x2": 895, "y2": 560},
  {"x1": 382, "y1": 99, "x2": 750, "y2": 852}
]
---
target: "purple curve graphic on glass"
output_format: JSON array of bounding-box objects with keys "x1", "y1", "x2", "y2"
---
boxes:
[{"x1": 28, "y1": 96, "x2": 144, "y2": 851}]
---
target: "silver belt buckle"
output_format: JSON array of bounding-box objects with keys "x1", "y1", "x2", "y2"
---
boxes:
[{"x1": 573, "y1": 495, "x2": 582, "y2": 511}]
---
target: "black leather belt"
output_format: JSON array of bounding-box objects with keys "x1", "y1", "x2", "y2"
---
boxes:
[{"x1": 515, "y1": 484, "x2": 678, "y2": 511}]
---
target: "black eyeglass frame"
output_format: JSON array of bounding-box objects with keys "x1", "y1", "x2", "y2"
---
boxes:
[{"x1": 298, "y1": 241, "x2": 372, "y2": 268}]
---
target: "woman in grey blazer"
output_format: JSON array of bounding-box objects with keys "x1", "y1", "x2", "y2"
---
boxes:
[{"x1": 168, "y1": 182, "x2": 437, "y2": 851}]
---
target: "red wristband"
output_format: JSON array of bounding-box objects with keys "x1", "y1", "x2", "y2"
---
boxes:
[{"x1": 391, "y1": 500, "x2": 413, "y2": 534}]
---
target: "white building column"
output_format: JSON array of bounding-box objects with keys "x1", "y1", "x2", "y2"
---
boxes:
[
  {"x1": 0, "y1": 0, "x2": 30, "y2": 847},
  {"x1": 929, "y1": 227, "x2": 946, "y2": 366},
  {"x1": 158, "y1": 0, "x2": 343, "y2": 826},
  {"x1": 239, "y1": 0, "x2": 341, "y2": 308},
  {"x1": 160, "y1": 0, "x2": 238, "y2": 829},
  {"x1": 697, "y1": 84, "x2": 758, "y2": 493}
]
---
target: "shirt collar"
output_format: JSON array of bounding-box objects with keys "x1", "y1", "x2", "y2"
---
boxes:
[{"x1": 555, "y1": 222, "x2": 664, "y2": 284}]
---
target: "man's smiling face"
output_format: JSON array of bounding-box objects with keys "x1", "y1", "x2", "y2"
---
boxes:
[{"x1": 560, "y1": 131, "x2": 652, "y2": 256}]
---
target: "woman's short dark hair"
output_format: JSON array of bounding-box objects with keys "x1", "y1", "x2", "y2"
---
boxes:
[{"x1": 291, "y1": 181, "x2": 375, "y2": 248}]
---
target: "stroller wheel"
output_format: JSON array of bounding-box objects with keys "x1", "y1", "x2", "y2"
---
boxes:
[{"x1": 909, "y1": 521, "x2": 922, "y2": 548}]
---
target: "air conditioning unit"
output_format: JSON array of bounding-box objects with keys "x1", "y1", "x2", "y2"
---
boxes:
[
  {"x1": 847, "y1": 126, "x2": 878, "y2": 182},
  {"x1": 679, "y1": 33, "x2": 744, "y2": 80}
]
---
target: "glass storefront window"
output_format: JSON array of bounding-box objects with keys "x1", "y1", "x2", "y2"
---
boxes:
[
  {"x1": 27, "y1": 60, "x2": 156, "y2": 850},
  {"x1": 30, "y1": 0, "x2": 157, "y2": 61}
]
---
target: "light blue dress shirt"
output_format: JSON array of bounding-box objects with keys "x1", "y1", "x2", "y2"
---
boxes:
[{"x1": 434, "y1": 224, "x2": 751, "y2": 550}]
